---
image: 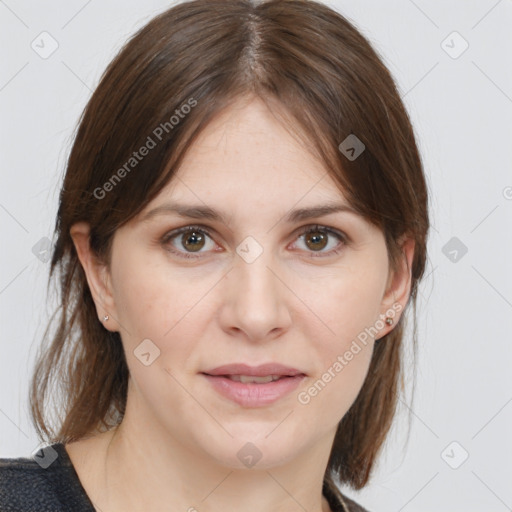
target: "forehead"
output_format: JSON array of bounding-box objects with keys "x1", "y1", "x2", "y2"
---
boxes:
[{"x1": 152, "y1": 97, "x2": 348, "y2": 211}]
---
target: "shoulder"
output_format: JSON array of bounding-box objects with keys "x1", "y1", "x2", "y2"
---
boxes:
[{"x1": 0, "y1": 443, "x2": 94, "y2": 512}]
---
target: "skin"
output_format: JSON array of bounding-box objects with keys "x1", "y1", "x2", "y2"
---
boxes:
[{"x1": 68, "y1": 95, "x2": 414, "y2": 512}]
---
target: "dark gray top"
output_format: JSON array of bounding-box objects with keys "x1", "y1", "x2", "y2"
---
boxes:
[{"x1": 0, "y1": 443, "x2": 370, "y2": 511}]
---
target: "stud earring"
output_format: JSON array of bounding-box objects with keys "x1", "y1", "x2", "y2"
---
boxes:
[
  {"x1": 103, "y1": 314, "x2": 109, "y2": 322},
  {"x1": 385, "y1": 316, "x2": 393, "y2": 326}
]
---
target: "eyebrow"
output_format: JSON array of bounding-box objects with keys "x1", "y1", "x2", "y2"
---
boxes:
[{"x1": 141, "y1": 201, "x2": 358, "y2": 225}]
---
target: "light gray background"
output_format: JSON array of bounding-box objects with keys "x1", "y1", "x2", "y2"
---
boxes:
[{"x1": 1, "y1": 1, "x2": 511, "y2": 510}]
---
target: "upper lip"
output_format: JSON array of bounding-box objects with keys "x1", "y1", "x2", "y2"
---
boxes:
[{"x1": 202, "y1": 363, "x2": 306, "y2": 377}]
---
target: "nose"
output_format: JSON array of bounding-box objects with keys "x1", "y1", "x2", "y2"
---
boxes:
[{"x1": 218, "y1": 248, "x2": 293, "y2": 342}]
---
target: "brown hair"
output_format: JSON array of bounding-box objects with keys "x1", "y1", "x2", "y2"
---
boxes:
[{"x1": 30, "y1": 0, "x2": 429, "y2": 491}]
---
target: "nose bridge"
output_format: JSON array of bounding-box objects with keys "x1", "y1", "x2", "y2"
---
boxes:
[
  {"x1": 234, "y1": 233, "x2": 276, "y2": 287},
  {"x1": 223, "y1": 238, "x2": 291, "y2": 339},
  {"x1": 236, "y1": 241, "x2": 279, "y2": 304},
  {"x1": 238, "y1": 250, "x2": 277, "y2": 298}
]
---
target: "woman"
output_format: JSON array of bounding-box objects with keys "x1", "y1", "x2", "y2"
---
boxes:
[{"x1": 0, "y1": 0, "x2": 429, "y2": 511}]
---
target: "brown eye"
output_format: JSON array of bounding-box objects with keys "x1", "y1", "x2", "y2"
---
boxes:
[
  {"x1": 294, "y1": 225, "x2": 347, "y2": 257},
  {"x1": 181, "y1": 230, "x2": 206, "y2": 252},
  {"x1": 304, "y1": 230, "x2": 328, "y2": 251},
  {"x1": 162, "y1": 225, "x2": 217, "y2": 259}
]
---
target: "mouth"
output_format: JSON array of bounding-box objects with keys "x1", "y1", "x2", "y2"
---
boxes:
[{"x1": 200, "y1": 363, "x2": 307, "y2": 407}]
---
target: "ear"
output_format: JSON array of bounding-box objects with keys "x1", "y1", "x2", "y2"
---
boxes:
[
  {"x1": 378, "y1": 235, "x2": 415, "y2": 338},
  {"x1": 70, "y1": 222, "x2": 119, "y2": 332}
]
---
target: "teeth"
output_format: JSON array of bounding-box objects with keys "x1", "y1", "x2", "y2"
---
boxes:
[{"x1": 227, "y1": 375, "x2": 282, "y2": 383}]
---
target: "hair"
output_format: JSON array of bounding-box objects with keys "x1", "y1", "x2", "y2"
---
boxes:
[{"x1": 30, "y1": 0, "x2": 430, "y2": 492}]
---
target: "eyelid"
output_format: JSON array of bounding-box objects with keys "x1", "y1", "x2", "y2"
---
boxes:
[
  {"x1": 291, "y1": 224, "x2": 348, "y2": 243},
  {"x1": 160, "y1": 223, "x2": 348, "y2": 259}
]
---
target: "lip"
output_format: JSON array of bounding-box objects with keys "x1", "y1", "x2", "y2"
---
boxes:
[
  {"x1": 201, "y1": 363, "x2": 307, "y2": 407},
  {"x1": 203, "y1": 363, "x2": 305, "y2": 377},
  {"x1": 202, "y1": 374, "x2": 306, "y2": 407}
]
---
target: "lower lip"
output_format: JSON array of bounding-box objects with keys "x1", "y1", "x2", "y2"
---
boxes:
[{"x1": 201, "y1": 374, "x2": 306, "y2": 407}]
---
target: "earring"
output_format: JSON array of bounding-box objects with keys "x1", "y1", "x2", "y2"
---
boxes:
[
  {"x1": 385, "y1": 316, "x2": 393, "y2": 326},
  {"x1": 103, "y1": 314, "x2": 109, "y2": 322}
]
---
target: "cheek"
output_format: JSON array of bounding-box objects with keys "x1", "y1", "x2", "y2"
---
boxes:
[
  {"x1": 110, "y1": 256, "x2": 207, "y2": 404},
  {"x1": 312, "y1": 266, "x2": 386, "y2": 350},
  {"x1": 297, "y1": 262, "x2": 386, "y2": 409},
  {"x1": 111, "y1": 251, "x2": 177, "y2": 331},
  {"x1": 297, "y1": 287, "x2": 377, "y2": 420},
  {"x1": 112, "y1": 263, "x2": 167, "y2": 340},
  {"x1": 110, "y1": 252, "x2": 220, "y2": 355}
]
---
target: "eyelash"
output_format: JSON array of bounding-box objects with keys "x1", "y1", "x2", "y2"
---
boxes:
[{"x1": 160, "y1": 224, "x2": 348, "y2": 260}]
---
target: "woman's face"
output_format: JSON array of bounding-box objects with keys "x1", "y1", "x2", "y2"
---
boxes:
[{"x1": 92, "y1": 96, "x2": 408, "y2": 469}]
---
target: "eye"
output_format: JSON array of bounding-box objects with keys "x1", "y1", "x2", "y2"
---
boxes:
[
  {"x1": 161, "y1": 225, "x2": 218, "y2": 259},
  {"x1": 161, "y1": 223, "x2": 347, "y2": 260},
  {"x1": 292, "y1": 224, "x2": 347, "y2": 257}
]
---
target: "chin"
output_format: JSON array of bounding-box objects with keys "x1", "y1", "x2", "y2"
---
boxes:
[{"x1": 195, "y1": 429, "x2": 304, "y2": 471}]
